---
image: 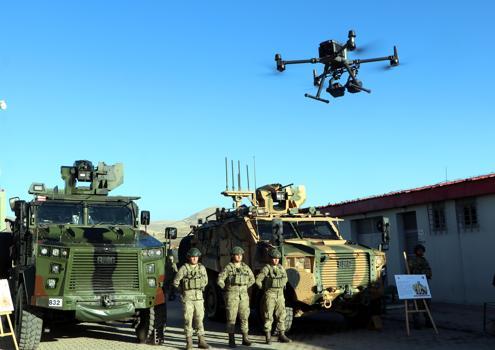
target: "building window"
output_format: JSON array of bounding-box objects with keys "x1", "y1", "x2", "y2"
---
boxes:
[
  {"x1": 428, "y1": 202, "x2": 446, "y2": 234},
  {"x1": 456, "y1": 198, "x2": 479, "y2": 231}
]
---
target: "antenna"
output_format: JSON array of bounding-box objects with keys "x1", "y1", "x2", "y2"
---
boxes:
[
  {"x1": 231, "y1": 160, "x2": 234, "y2": 191},
  {"x1": 225, "y1": 157, "x2": 229, "y2": 191},
  {"x1": 253, "y1": 156, "x2": 257, "y2": 191},
  {"x1": 237, "y1": 160, "x2": 241, "y2": 191},
  {"x1": 246, "y1": 164, "x2": 250, "y2": 191}
]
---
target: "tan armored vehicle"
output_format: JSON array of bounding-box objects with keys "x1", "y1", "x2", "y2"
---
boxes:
[{"x1": 179, "y1": 182, "x2": 387, "y2": 330}]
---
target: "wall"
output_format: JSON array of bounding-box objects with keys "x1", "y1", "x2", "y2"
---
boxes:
[{"x1": 334, "y1": 193, "x2": 495, "y2": 304}]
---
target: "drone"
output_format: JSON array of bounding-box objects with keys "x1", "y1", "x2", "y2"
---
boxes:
[{"x1": 275, "y1": 30, "x2": 399, "y2": 104}]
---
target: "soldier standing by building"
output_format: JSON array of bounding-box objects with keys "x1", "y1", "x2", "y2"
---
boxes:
[
  {"x1": 255, "y1": 248, "x2": 291, "y2": 344},
  {"x1": 217, "y1": 246, "x2": 255, "y2": 348},
  {"x1": 165, "y1": 254, "x2": 178, "y2": 300},
  {"x1": 173, "y1": 248, "x2": 210, "y2": 350},
  {"x1": 408, "y1": 244, "x2": 433, "y2": 328}
]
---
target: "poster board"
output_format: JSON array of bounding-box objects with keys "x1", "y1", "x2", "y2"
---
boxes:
[
  {"x1": 0, "y1": 279, "x2": 14, "y2": 313},
  {"x1": 394, "y1": 274, "x2": 431, "y2": 300}
]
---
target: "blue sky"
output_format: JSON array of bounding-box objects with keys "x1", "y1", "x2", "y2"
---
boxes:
[{"x1": 0, "y1": 1, "x2": 494, "y2": 220}]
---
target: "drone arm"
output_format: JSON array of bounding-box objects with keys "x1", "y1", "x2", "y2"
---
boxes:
[
  {"x1": 281, "y1": 58, "x2": 320, "y2": 65},
  {"x1": 353, "y1": 56, "x2": 390, "y2": 64}
]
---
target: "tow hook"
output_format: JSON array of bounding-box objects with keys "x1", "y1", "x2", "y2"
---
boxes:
[
  {"x1": 102, "y1": 295, "x2": 114, "y2": 307},
  {"x1": 321, "y1": 290, "x2": 332, "y2": 309}
]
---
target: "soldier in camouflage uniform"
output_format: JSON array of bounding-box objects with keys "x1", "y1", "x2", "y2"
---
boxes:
[
  {"x1": 173, "y1": 248, "x2": 210, "y2": 350},
  {"x1": 217, "y1": 246, "x2": 255, "y2": 348},
  {"x1": 165, "y1": 254, "x2": 178, "y2": 301},
  {"x1": 408, "y1": 244, "x2": 433, "y2": 329},
  {"x1": 255, "y1": 248, "x2": 291, "y2": 344}
]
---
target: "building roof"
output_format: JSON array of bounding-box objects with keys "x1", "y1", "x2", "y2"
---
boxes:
[{"x1": 320, "y1": 173, "x2": 495, "y2": 217}]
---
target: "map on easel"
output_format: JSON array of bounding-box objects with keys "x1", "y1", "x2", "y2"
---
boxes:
[
  {"x1": 0, "y1": 279, "x2": 14, "y2": 313},
  {"x1": 394, "y1": 274, "x2": 431, "y2": 300}
]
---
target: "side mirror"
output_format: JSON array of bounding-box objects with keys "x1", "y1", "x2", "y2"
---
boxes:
[
  {"x1": 9, "y1": 197, "x2": 19, "y2": 211},
  {"x1": 140, "y1": 211, "x2": 150, "y2": 226},
  {"x1": 271, "y1": 219, "x2": 284, "y2": 246},
  {"x1": 165, "y1": 227, "x2": 178, "y2": 240}
]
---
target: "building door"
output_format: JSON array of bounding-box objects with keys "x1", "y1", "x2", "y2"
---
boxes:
[{"x1": 401, "y1": 211, "x2": 418, "y2": 257}]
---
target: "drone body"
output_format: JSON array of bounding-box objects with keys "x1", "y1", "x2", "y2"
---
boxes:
[{"x1": 275, "y1": 30, "x2": 399, "y2": 104}]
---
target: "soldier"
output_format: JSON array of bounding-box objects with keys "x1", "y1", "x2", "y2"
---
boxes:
[
  {"x1": 173, "y1": 248, "x2": 210, "y2": 350},
  {"x1": 408, "y1": 244, "x2": 432, "y2": 329},
  {"x1": 165, "y1": 254, "x2": 178, "y2": 301},
  {"x1": 255, "y1": 248, "x2": 291, "y2": 344},
  {"x1": 217, "y1": 246, "x2": 255, "y2": 348}
]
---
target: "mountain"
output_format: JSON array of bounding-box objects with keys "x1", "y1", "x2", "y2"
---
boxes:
[{"x1": 145, "y1": 206, "x2": 219, "y2": 244}]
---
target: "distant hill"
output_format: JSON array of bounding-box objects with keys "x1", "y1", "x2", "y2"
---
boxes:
[{"x1": 144, "y1": 206, "x2": 219, "y2": 246}]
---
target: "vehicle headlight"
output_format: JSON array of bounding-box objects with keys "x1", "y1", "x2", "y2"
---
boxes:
[
  {"x1": 147, "y1": 278, "x2": 156, "y2": 288},
  {"x1": 46, "y1": 278, "x2": 57, "y2": 289},
  {"x1": 146, "y1": 263, "x2": 155, "y2": 274},
  {"x1": 40, "y1": 247, "x2": 49, "y2": 256},
  {"x1": 52, "y1": 248, "x2": 60, "y2": 257},
  {"x1": 61, "y1": 249, "x2": 69, "y2": 258},
  {"x1": 51, "y1": 263, "x2": 61, "y2": 274},
  {"x1": 375, "y1": 255, "x2": 385, "y2": 267}
]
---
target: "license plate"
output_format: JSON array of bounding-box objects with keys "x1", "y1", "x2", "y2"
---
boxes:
[
  {"x1": 337, "y1": 260, "x2": 354, "y2": 269},
  {"x1": 48, "y1": 298, "x2": 63, "y2": 307}
]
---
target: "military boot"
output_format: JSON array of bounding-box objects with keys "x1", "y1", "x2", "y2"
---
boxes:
[
  {"x1": 242, "y1": 333, "x2": 252, "y2": 346},
  {"x1": 278, "y1": 332, "x2": 291, "y2": 343},
  {"x1": 265, "y1": 332, "x2": 271, "y2": 345},
  {"x1": 198, "y1": 335, "x2": 210, "y2": 349},
  {"x1": 228, "y1": 333, "x2": 236, "y2": 348},
  {"x1": 186, "y1": 336, "x2": 193, "y2": 350}
]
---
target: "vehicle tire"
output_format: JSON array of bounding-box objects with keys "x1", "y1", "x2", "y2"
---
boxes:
[
  {"x1": 14, "y1": 283, "x2": 43, "y2": 350},
  {"x1": 284, "y1": 306, "x2": 294, "y2": 332},
  {"x1": 204, "y1": 279, "x2": 225, "y2": 321},
  {"x1": 135, "y1": 303, "x2": 167, "y2": 344},
  {"x1": 253, "y1": 290, "x2": 293, "y2": 333}
]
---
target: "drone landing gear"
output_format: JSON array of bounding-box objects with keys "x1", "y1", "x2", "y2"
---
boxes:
[{"x1": 304, "y1": 94, "x2": 329, "y2": 104}]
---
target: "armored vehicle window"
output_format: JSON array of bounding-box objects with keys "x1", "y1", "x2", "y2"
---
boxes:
[
  {"x1": 252, "y1": 220, "x2": 298, "y2": 240},
  {"x1": 88, "y1": 204, "x2": 133, "y2": 225},
  {"x1": 37, "y1": 202, "x2": 83, "y2": 224},
  {"x1": 294, "y1": 221, "x2": 339, "y2": 239}
]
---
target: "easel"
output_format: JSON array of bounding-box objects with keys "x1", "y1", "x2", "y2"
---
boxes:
[
  {"x1": 402, "y1": 252, "x2": 438, "y2": 336},
  {"x1": 0, "y1": 312, "x2": 19, "y2": 350}
]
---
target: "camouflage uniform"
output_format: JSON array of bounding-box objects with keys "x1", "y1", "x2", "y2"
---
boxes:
[
  {"x1": 173, "y1": 248, "x2": 209, "y2": 349},
  {"x1": 217, "y1": 251, "x2": 255, "y2": 347},
  {"x1": 256, "y1": 249, "x2": 291, "y2": 344},
  {"x1": 408, "y1": 244, "x2": 432, "y2": 329},
  {"x1": 408, "y1": 256, "x2": 432, "y2": 279}
]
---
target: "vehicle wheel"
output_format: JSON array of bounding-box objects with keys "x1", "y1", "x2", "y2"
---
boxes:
[
  {"x1": 204, "y1": 280, "x2": 225, "y2": 321},
  {"x1": 14, "y1": 283, "x2": 43, "y2": 350},
  {"x1": 284, "y1": 306, "x2": 294, "y2": 332},
  {"x1": 135, "y1": 303, "x2": 167, "y2": 344},
  {"x1": 253, "y1": 291, "x2": 293, "y2": 333}
]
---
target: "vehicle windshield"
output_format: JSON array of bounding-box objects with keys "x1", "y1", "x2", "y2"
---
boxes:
[
  {"x1": 89, "y1": 204, "x2": 133, "y2": 225},
  {"x1": 37, "y1": 202, "x2": 83, "y2": 224},
  {"x1": 252, "y1": 220, "x2": 298, "y2": 240},
  {"x1": 293, "y1": 221, "x2": 339, "y2": 239}
]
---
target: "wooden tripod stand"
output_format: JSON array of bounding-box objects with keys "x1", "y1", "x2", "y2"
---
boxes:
[
  {"x1": 402, "y1": 251, "x2": 438, "y2": 336},
  {"x1": 0, "y1": 312, "x2": 19, "y2": 350}
]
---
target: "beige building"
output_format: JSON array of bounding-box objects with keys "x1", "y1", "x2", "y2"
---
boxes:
[{"x1": 319, "y1": 174, "x2": 495, "y2": 305}]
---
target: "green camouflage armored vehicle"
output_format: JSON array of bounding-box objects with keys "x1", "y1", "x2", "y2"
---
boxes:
[
  {"x1": 179, "y1": 182, "x2": 387, "y2": 331},
  {"x1": 6, "y1": 160, "x2": 166, "y2": 349}
]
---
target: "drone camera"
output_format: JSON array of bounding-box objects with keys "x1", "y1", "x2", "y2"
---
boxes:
[
  {"x1": 327, "y1": 83, "x2": 346, "y2": 98},
  {"x1": 346, "y1": 80, "x2": 363, "y2": 94}
]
